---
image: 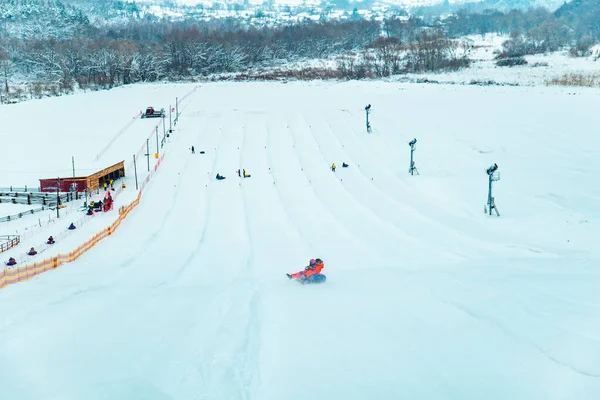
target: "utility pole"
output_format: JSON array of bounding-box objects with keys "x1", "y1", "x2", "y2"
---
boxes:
[
  {"x1": 72, "y1": 156, "x2": 75, "y2": 177},
  {"x1": 133, "y1": 154, "x2": 139, "y2": 190},
  {"x1": 156, "y1": 127, "x2": 159, "y2": 155},
  {"x1": 56, "y1": 177, "x2": 60, "y2": 218},
  {"x1": 162, "y1": 114, "x2": 166, "y2": 145},
  {"x1": 169, "y1": 104, "x2": 172, "y2": 133},
  {"x1": 145, "y1": 139, "x2": 150, "y2": 172},
  {"x1": 175, "y1": 97, "x2": 179, "y2": 125}
]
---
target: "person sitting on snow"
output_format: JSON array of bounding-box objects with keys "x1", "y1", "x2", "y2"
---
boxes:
[
  {"x1": 342, "y1": 162, "x2": 349, "y2": 168},
  {"x1": 243, "y1": 169, "x2": 251, "y2": 178},
  {"x1": 47, "y1": 236, "x2": 55, "y2": 244},
  {"x1": 6, "y1": 257, "x2": 16, "y2": 266},
  {"x1": 287, "y1": 258, "x2": 322, "y2": 280},
  {"x1": 27, "y1": 247, "x2": 37, "y2": 256},
  {"x1": 68, "y1": 222, "x2": 76, "y2": 230},
  {"x1": 216, "y1": 173, "x2": 226, "y2": 180}
]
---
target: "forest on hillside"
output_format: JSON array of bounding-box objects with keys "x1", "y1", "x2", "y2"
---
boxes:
[{"x1": 0, "y1": 0, "x2": 598, "y2": 102}]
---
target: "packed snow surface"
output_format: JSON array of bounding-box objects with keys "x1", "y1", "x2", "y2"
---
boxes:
[{"x1": 1, "y1": 81, "x2": 600, "y2": 399}]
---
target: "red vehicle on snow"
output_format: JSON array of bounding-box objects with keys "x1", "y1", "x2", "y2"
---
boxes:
[{"x1": 141, "y1": 107, "x2": 165, "y2": 119}]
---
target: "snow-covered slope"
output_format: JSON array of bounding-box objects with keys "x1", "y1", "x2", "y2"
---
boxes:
[
  {"x1": 456, "y1": 0, "x2": 567, "y2": 11},
  {"x1": 396, "y1": 34, "x2": 600, "y2": 86},
  {"x1": 1, "y1": 81, "x2": 599, "y2": 399},
  {"x1": 0, "y1": 83, "x2": 198, "y2": 264}
]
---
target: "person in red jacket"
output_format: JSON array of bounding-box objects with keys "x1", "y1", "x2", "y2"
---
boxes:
[{"x1": 287, "y1": 258, "x2": 324, "y2": 280}]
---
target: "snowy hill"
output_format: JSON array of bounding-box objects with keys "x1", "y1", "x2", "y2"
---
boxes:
[
  {"x1": 0, "y1": 0, "x2": 570, "y2": 40},
  {"x1": 1, "y1": 0, "x2": 597, "y2": 108},
  {"x1": 1, "y1": 81, "x2": 599, "y2": 399},
  {"x1": 451, "y1": 0, "x2": 567, "y2": 11},
  {"x1": 131, "y1": 0, "x2": 565, "y2": 8},
  {"x1": 0, "y1": 0, "x2": 91, "y2": 39}
]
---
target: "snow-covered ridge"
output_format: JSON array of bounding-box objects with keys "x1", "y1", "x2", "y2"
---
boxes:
[{"x1": 0, "y1": 0, "x2": 567, "y2": 37}]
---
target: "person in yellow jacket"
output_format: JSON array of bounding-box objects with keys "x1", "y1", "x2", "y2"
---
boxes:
[{"x1": 331, "y1": 163, "x2": 336, "y2": 172}]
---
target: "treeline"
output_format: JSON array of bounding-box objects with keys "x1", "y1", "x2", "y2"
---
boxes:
[
  {"x1": 445, "y1": 0, "x2": 600, "y2": 58},
  {"x1": 0, "y1": 20, "x2": 381, "y2": 97},
  {"x1": 0, "y1": 16, "x2": 474, "y2": 102},
  {"x1": 337, "y1": 26, "x2": 471, "y2": 79},
  {"x1": 1, "y1": 0, "x2": 599, "y2": 102}
]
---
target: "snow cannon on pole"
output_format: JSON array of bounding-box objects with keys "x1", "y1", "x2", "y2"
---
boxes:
[
  {"x1": 408, "y1": 138, "x2": 419, "y2": 176},
  {"x1": 485, "y1": 163, "x2": 500, "y2": 216},
  {"x1": 365, "y1": 104, "x2": 372, "y2": 133}
]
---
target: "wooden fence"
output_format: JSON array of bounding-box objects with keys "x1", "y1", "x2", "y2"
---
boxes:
[{"x1": 0, "y1": 235, "x2": 20, "y2": 254}]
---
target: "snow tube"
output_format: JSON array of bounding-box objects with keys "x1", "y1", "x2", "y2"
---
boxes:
[{"x1": 301, "y1": 274, "x2": 326, "y2": 284}]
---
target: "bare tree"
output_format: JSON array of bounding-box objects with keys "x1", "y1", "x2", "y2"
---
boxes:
[
  {"x1": 406, "y1": 29, "x2": 468, "y2": 72},
  {"x1": 0, "y1": 49, "x2": 10, "y2": 102},
  {"x1": 366, "y1": 36, "x2": 403, "y2": 76}
]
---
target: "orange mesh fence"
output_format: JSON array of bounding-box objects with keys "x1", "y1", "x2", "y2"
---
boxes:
[
  {"x1": 0, "y1": 190, "x2": 142, "y2": 290},
  {"x1": 0, "y1": 88, "x2": 182, "y2": 291}
]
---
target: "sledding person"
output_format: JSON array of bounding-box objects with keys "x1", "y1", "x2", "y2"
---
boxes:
[
  {"x1": 6, "y1": 257, "x2": 16, "y2": 266},
  {"x1": 342, "y1": 162, "x2": 349, "y2": 168},
  {"x1": 287, "y1": 258, "x2": 324, "y2": 280},
  {"x1": 216, "y1": 173, "x2": 226, "y2": 180},
  {"x1": 27, "y1": 247, "x2": 37, "y2": 256},
  {"x1": 243, "y1": 169, "x2": 251, "y2": 178},
  {"x1": 47, "y1": 236, "x2": 55, "y2": 244},
  {"x1": 68, "y1": 222, "x2": 76, "y2": 230}
]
